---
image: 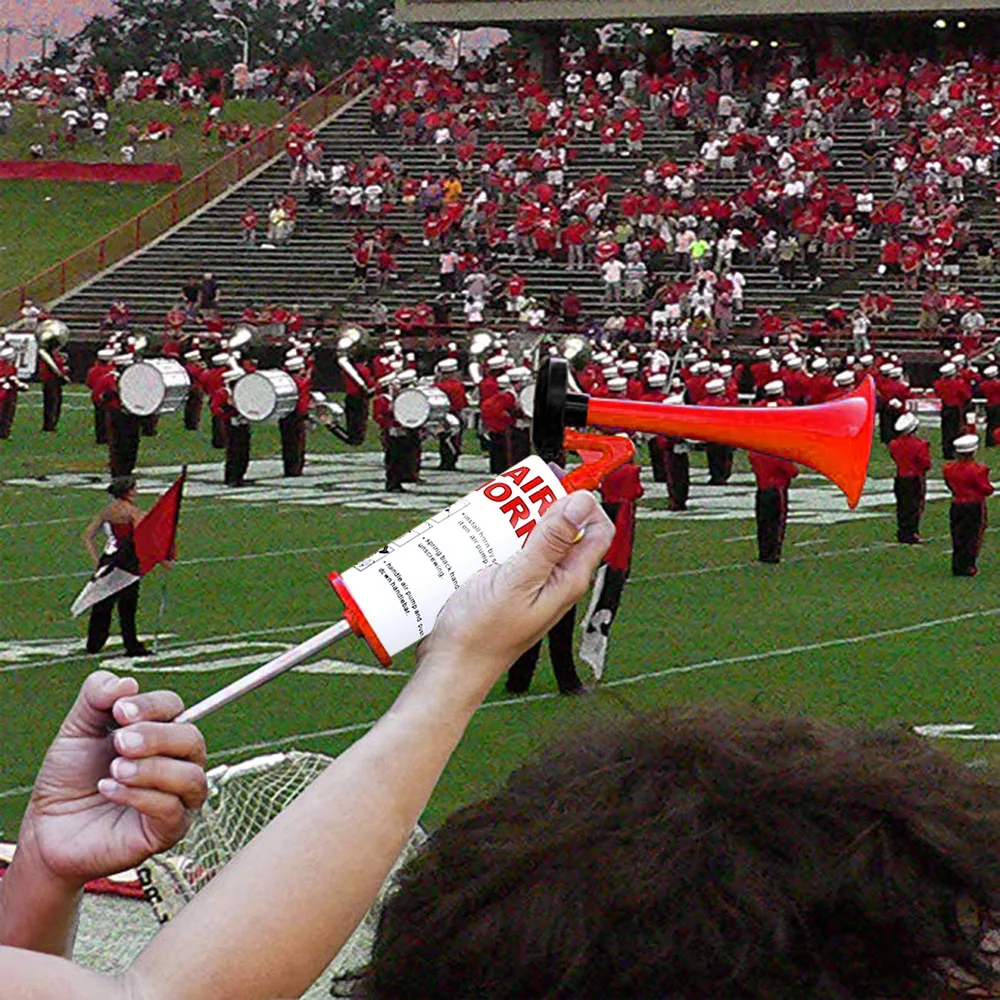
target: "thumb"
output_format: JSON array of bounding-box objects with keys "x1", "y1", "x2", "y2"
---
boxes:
[
  {"x1": 61, "y1": 671, "x2": 139, "y2": 738},
  {"x1": 505, "y1": 491, "x2": 601, "y2": 593}
]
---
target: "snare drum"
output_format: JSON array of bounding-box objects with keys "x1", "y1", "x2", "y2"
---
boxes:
[
  {"x1": 233, "y1": 369, "x2": 298, "y2": 422},
  {"x1": 393, "y1": 386, "x2": 450, "y2": 429},
  {"x1": 119, "y1": 359, "x2": 191, "y2": 416}
]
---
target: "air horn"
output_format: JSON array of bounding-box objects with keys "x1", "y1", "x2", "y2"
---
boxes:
[
  {"x1": 532, "y1": 358, "x2": 875, "y2": 509},
  {"x1": 172, "y1": 360, "x2": 875, "y2": 724}
]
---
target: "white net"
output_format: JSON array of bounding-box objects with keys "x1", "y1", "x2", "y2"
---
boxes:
[{"x1": 138, "y1": 751, "x2": 426, "y2": 994}]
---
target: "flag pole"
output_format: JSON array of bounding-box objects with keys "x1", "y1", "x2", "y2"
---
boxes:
[{"x1": 153, "y1": 573, "x2": 168, "y2": 654}]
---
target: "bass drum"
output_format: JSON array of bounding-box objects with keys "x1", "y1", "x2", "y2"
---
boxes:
[
  {"x1": 119, "y1": 358, "x2": 190, "y2": 416},
  {"x1": 518, "y1": 383, "x2": 535, "y2": 419},
  {"x1": 233, "y1": 369, "x2": 298, "y2": 422},
  {"x1": 393, "y1": 386, "x2": 450, "y2": 429}
]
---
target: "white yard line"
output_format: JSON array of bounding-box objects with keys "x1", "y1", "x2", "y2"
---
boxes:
[
  {"x1": 0, "y1": 516, "x2": 86, "y2": 530},
  {"x1": 0, "y1": 538, "x2": 381, "y2": 587}
]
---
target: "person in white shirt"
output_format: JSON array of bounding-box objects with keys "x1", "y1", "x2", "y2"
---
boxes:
[
  {"x1": 602, "y1": 258, "x2": 624, "y2": 301},
  {"x1": 434, "y1": 126, "x2": 451, "y2": 162},
  {"x1": 700, "y1": 136, "x2": 723, "y2": 170},
  {"x1": 120, "y1": 143, "x2": 136, "y2": 163},
  {"x1": 364, "y1": 182, "x2": 384, "y2": 215},
  {"x1": 0, "y1": 100, "x2": 12, "y2": 135}
]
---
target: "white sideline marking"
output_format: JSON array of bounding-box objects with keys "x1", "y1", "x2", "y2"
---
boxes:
[
  {"x1": 653, "y1": 529, "x2": 689, "y2": 539},
  {"x1": 913, "y1": 724, "x2": 1000, "y2": 741},
  {"x1": 207, "y1": 604, "x2": 1000, "y2": 761},
  {"x1": 793, "y1": 537, "x2": 829, "y2": 547},
  {"x1": 722, "y1": 533, "x2": 756, "y2": 542},
  {"x1": 3, "y1": 605, "x2": 999, "y2": 796},
  {"x1": 0, "y1": 537, "x2": 381, "y2": 587}
]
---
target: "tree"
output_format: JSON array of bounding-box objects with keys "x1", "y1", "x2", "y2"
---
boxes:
[{"x1": 69, "y1": 0, "x2": 446, "y2": 80}]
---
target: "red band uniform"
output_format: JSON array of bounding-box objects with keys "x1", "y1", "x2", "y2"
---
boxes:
[
  {"x1": 942, "y1": 442, "x2": 994, "y2": 576},
  {"x1": 888, "y1": 422, "x2": 931, "y2": 544},
  {"x1": 39, "y1": 343, "x2": 69, "y2": 432},
  {"x1": 433, "y1": 363, "x2": 467, "y2": 471}
]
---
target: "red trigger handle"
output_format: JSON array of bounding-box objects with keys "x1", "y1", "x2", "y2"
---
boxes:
[{"x1": 560, "y1": 431, "x2": 635, "y2": 492}]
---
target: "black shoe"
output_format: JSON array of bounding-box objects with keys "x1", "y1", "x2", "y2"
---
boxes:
[
  {"x1": 559, "y1": 683, "x2": 587, "y2": 697},
  {"x1": 504, "y1": 683, "x2": 530, "y2": 696},
  {"x1": 124, "y1": 644, "x2": 153, "y2": 658},
  {"x1": 386, "y1": 483, "x2": 405, "y2": 492}
]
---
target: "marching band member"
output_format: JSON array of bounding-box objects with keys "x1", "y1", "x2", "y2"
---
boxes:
[
  {"x1": 98, "y1": 354, "x2": 141, "y2": 477},
  {"x1": 889, "y1": 412, "x2": 931, "y2": 545},
  {"x1": 394, "y1": 368, "x2": 423, "y2": 485},
  {"x1": 478, "y1": 354, "x2": 507, "y2": 402},
  {"x1": 943, "y1": 434, "x2": 994, "y2": 577},
  {"x1": 0, "y1": 345, "x2": 25, "y2": 440},
  {"x1": 935, "y1": 361, "x2": 973, "y2": 460},
  {"x1": 339, "y1": 349, "x2": 375, "y2": 446},
  {"x1": 979, "y1": 364, "x2": 1000, "y2": 447},
  {"x1": 480, "y1": 371, "x2": 516, "y2": 474},
  {"x1": 642, "y1": 372, "x2": 669, "y2": 482},
  {"x1": 81, "y1": 475, "x2": 151, "y2": 657},
  {"x1": 183, "y1": 349, "x2": 206, "y2": 431},
  {"x1": 38, "y1": 338, "x2": 69, "y2": 432},
  {"x1": 664, "y1": 391, "x2": 691, "y2": 511},
  {"x1": 749, "y1": 440, "x2": 799, "y2": 565},
  {"x1": 698, "y1": 378, "x2": 734, "y2": 485},
  {"x1": 372, "y1": 373, "x2": 408, "y2": 492},
  {"x1": 212, "y1": 368, "x2": 251, "y2": 488},
  {"x1": 85, "y1": 346, "x2": 115, "y2": 444},
  {"x1": 507, "y1": 366, "x2": 533, "y2": 463},
  {"x1": 280, "y1": 354, "x2": 311, "y2": 477},
  {"x1": 433, "y1": 357, "x2": 467, "y2": 471},
  {"x1": 202, "y1": 352, "x2": 232, "y2": 449},
  {"x1": 579, "y1": 442, "x2": 643, "y2": 681}
]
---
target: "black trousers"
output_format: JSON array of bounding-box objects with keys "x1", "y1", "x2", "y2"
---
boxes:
[
  {"x1": 211, "y1": 413, "x2": 226, "y2": 449},
  {"x1": 893, "y1": 475, "x2": 925, "y2": 543},
  {"x1": 986, "y1": 405, "x2": 1000, "y2": 448},
  {"x1": 756, "y1": 486, "x2": 788, "y2": 563},
  {"x1": 666, "y1": 450, "x2": 690, "y2": 510},
  {"x1": 86, "y1": 581, "x2": 141, "y2": 654},
  {"x1": 648, "y1": 437, "x2": 667, "y2": 482},
  {"x1": 950, "y1": 501, "x2": 985, "y2": 576},
  {"x1": 141, "y1": 414, "x2": 159, "y2": 437},
  {"x1": 279, "y1": 411, "x2": 306, "y2": 476},
  {"x1": 941, "y1": 405, "x2": 962, "y2": 460},
  {"x1": 705, "y1": 443, "x2": 733, "y2": 484},
  {"x1": 384, "y1": 432, "x2": 408, "y2": 490},
  {"x1": 878, "y1": 404, "x2": 897, "y2": 444},
  {"x1": 438, "y1": 420, "x2": 463, "y2": 470},
  {"x1": 108, "y1": 409, "x2": 141, "y2": 476},
  {"x1": 184, "y1": 390, "x2": 203, "y2": 431},
  {"x1": 402, "y1": 430, "x2": 421, "y2": 482},
  {"x1": 42, "y1": 381, "x2": 63, "y2": 431},
  {"x1": 508, "y1": 425, "x2": 532, "y2": 464},
  {"x1": 345, "y1": 394, "x2": 367, "y2": 446},
  {"x1": 506, "y1": 605, "x2": 582, "y2": 694},
  {"x1": 225, "y1": 422, "x2": 251, "y2": 486},
  {"x1": 488, "y1": 431, "x2": 509, "y2": 474},
  {"x1": 0, "y1": 391, "x2": 17, "y2": 439},
  {"x1": 93, "y1": 402, "x2": 107, "y2": 443}
]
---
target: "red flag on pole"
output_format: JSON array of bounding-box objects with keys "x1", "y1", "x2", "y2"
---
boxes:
[{"x1": 135, "y1": 468, "x2": 186, "y2": 575}]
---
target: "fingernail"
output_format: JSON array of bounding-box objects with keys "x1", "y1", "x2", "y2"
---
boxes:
[
  {"x1": 103, "y1": 674, "x2": 121, "y2": 694},
  {"x1": 564, "y1": 491, "x2": 593, "y2": 529},
  {"x1": 112, "y1": 758, "x2": 138, "y2": 780},
  {"x1": 118, "y1": 701, "x2": 140, "y2": 721},
  {"x1": 117, "y1": 730, "x2": 143, "y2": 751},
  {"x1": 98, "y1": 778, "x2": 120, "y2": 797}
]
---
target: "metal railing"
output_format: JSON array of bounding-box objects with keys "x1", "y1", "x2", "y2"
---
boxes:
[{"x1": 0, "y1": 70, "x2": 360, "y2": 324}]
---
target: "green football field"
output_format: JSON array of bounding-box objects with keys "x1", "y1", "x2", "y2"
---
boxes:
[{"x1": 2, "y1": 386, "x2": 999, "y2": 842}]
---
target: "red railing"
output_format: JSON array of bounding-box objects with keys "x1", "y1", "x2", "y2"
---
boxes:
[{"x1": 0, "y1": 71, "x2": 360, "y2": 324}]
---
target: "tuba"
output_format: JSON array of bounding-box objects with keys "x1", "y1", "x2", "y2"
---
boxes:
[
  {"x1": 36, "y1": 318, "x2": 70, "y2": 383},
  {"x1": 533, "y1": 358, "x2": 875, "y2": 509},
  {"x1": 310, "y1": 391, "x2": 350, "y2": 442}
]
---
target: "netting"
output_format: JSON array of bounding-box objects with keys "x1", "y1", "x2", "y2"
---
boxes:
[{"x1": 138, "y1": 751, "x2": 426, "y2": 993}]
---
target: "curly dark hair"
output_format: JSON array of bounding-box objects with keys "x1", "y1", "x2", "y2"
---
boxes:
[
  {"x1": 351, "y1": 707, "x2": 1000, "y2": 999},
  {"x1": 107, "y1": 475, "x2": 137, "y2": 499}
]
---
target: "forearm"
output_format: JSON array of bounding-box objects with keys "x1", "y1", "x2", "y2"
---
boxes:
[
  {"x1": 129, "y1": 654, "x2": 494, "y2": 1000},
  {"x1": 0, "y1": 819, "x2": 82, "y2": 957}
]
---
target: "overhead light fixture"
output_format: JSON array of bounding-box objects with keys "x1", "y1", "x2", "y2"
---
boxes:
[
  {"x1": 770, "y1": 40, "x2": 779, "y2": 48},
  {"x1": 749, "y1": 39, "x2": 759, "y2": 47},
  {"x1": 666, "y1": 27, "x2": 676, "y2": 36},
  {"x1": 933, "y1": 18, "x2": 947, "y2": 28},
  {"x1": 644, "y1": 25, "x2": 655, "y2": 35},
  {"x1": 957, "y1": 19, "x2": 967, "y2": 27}
]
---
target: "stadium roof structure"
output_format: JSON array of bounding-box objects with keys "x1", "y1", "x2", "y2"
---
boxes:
[{"x1": 398, "y1": 0, "x2": 993, "y2": 27}]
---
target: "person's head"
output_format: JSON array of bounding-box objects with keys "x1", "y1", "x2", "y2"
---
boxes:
[
  {"x1": 355, "y1": 707, "x2": 1000, "y2": 998},
  {"x1": 107, "y1": 475, "x2": 137, "y2": 500}
]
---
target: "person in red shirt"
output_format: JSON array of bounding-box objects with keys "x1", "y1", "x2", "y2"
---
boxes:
[
  {"x1": 86, "y1": 347, "x2": 115, "y2": 443},
  {"x1": 480, "y1": 374, "x2": 516, "y2": 473},
  {"x1": 979, "y1": 364, "x2": 1000, "y2": 448},
  {"x1": 183, "y1": 348, "x2": 206, "y2": 432},
  {"x1": 935, "y1": 362, "x2": 974, "y2": 459},
  {"x1": 697, "y1": 379, "x2": 735, "y2": 484},
  {"x1": 279, "y1": 354, "x2": 312, "y2": 477},
  {"x1": 433, "y1": 357, "x2": 467, "y2": 471},
  {"x1": 240, "y1": 206, "x2": 258, "y2": 246},
  {"x1": 749, "y1": 449, "x2": 799, "y2": 563},
  {"x1": 943, "y1": 434, "x2": 994, "y2": 577},
  {"x1": 888, "y1": 412, "x2": 932, "y2": 545},
  {"x1": 578, "y1": 448, "x2": 644, "y2": 681},
  {"x1": 38, "y1": 339, "x2": 69, "y2": 432}
]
